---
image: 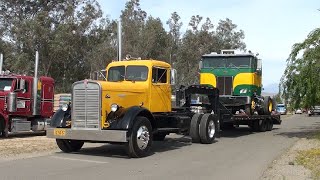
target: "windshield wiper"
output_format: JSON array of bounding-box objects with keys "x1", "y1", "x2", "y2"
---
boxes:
[{"x1": 228, "y1": 63, "x2": 240, "y2": 71}]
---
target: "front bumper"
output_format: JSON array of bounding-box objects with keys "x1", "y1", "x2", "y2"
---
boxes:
[{"x1": 46, "y1": 128, "x2": 128, "y2": 142}]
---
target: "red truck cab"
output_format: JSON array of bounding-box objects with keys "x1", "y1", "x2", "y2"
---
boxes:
[{"x1": 0, "y1": 52, "x2": 55, "y2": 137}]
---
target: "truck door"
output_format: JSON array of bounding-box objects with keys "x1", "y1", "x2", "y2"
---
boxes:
[
  {"x1": 40, "y1": 79, "x2": 54, "y2": 117},
  {"x1": 150, "y1": 67, "x2": 171, "y2": 112},
  {"x1": 15, "y1": 78, "x2": 32, "y2": 115}
]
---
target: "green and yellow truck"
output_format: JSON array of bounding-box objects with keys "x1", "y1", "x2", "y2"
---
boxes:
[{"x1": 199, "y1": 50, "x2": 279, "y2": 129}]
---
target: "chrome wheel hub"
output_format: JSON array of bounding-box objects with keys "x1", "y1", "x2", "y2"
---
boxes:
[
  {"x1": 208, "y1": 120, "x2": 215, "y2": 138},
  {"x1": 136, "y1": 125, "x2": 150, "y2": 150}
]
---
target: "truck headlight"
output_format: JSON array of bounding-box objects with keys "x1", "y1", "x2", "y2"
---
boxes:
[
  {"x1": 111, "y1": 104, "x2": 119, "y2": 112},
  {"x1": 240, "y1": 89, "x2": 247, "y2": 94},
  {"x1": 61, "y1": 104, "x2": 69, "y2": 112}
]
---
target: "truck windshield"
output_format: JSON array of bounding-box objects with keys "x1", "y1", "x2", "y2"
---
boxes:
[
  {"x1": 126, "y1": 66, "x2": 148, "y2": 81},
  {"x1": 0, "y1": 79, "x2": 13, "y2": 91},
  {"x1": 107, "y1": 66, "x2": 125, "y2": 82},
  {"x1": 107, "y1": 65, "x2": 148, "y2": 82},
  {"x1": 202, "y1": 56, "x2": 252, "y2": 68}
]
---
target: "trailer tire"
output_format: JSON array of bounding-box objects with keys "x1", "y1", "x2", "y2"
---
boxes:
[
  {"x1": 199, "y1": 114, "x2": 217, "y2": 144},
  {"x1": 266, "y1": 119, "x2": 273, "y2": 131},
  {"x1": 126, "y1": 116, "x2": 152, "y2": 158},
  {"x1": 190, "y1": 114, "x2": 202, "y2": 143},
  {"x1": 153, "y1": 133, "x2": 166, "y2": 141},
  {"x1": 258, "y1": 120, "x2": 267, "y2": 132},
  {"x1": 56, "y1": 139, "x2": 84, "y2": 153}
]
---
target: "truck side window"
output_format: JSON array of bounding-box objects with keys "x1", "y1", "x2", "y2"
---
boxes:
[{"x1": 152, "y1": 67, "x2": 167, "y2": 83}]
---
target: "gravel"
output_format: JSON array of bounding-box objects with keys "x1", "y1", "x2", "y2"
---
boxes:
[
  {"x1": 261, "y1": 138, "x2": 320, "y2": 180},
  {"x1": 0, "y1": 135, "x2": 58, "y2": 160}
]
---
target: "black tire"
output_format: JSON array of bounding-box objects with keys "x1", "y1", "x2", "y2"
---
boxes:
[
  {"x1": 0, "y1": 119, "x2": 9, "y2": 138},
  {"x1": 199, "y1": 114, "x2": 217, "y2": 144},
  {"x1": 153, "y1": 133, "x2": 166, "y2": 141},
  {"x1": 266, "y1": 119, "x2": 273, "y2": 131},
  {"x1": 245, "y1": 105, "x2": 252, "y2": 115},
  {"x1": 56, "y1": 139, "x2": 84, "y2": 153},
  {"x1": 258, "y1": 120, "x2": 267, "y2": 132},
  {"x1": 189, "y1": 114, "x2": 202, "y2": 143},
  {"x1": 251, "y1": 121, "x2": 259, "y2": 132},
  {"x1": 263, "y1": 96, "x2": 272, "y2": 115},
  {"x1": 126, "y1": 116, "x2": 153, "y2": 158}
]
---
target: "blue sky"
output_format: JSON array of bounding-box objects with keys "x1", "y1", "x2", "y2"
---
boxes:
[{"x1": 97, "y1": 0, "x2": 319, "y2": 88}]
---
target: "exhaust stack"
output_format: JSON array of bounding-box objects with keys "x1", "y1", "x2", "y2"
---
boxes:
[
  {"x1": 33, "y1": 51, "x2": 40, "y2": 115},
  {"x1": 0, "y1": 53, "x2": 3, "y2": 74},
  {"x1": 117, "y1": 20, "x2": 122, "y2": 61}
]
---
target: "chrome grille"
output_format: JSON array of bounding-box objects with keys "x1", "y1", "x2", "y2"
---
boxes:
[{"x1": 72, "y1": 81, "x2": 100, "y2": 129}]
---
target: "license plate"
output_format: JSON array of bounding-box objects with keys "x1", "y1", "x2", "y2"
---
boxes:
[{"x1": 54, "y1": 129, "x2": 66, "y2": 136}]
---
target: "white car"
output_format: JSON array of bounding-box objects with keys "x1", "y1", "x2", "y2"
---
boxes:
[{"x1": 295, "y1": 109, "x2": 302, "y2": 114}]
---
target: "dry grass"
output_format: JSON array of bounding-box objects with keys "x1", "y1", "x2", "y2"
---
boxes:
[{"x1": 295, "y1": 132, "x2": 320, "y2": 179}]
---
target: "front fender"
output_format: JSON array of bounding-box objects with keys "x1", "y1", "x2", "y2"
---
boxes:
[
  {"x1": 108, "y1": 106, "x2": 155, "y2": 130},
  {"x1": 50, "y1": 109, "x2": 71, "y2": 128}
]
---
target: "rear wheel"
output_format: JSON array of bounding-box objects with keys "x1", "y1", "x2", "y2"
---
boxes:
[
  {"x1": 259, "y1": 120, "x2": 267, "y2": 132},
  {"x1": 126, "y1": 116, "x2": 152, "y2": 158},
  {"x1": 199, "y1": 114, "x2": 217, "y2": 144},
  {"x1": 56, "y1": 139, "x2": 84, "y2": 153},
  {"x1": 266, "y1": 119, "x2": 273, "y2": 131},
  {"x1": 190, "y1": 114, "x2": 202, "y2": 143}
]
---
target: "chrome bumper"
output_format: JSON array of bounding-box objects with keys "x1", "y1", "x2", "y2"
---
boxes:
[{"x1": 46, "y1": 128, "x2": 128, "y2": 142}]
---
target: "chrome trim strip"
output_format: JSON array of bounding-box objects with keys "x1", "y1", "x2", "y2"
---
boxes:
[{"x1": 46, "y1": 128, "x2": 127, "y2": 142}]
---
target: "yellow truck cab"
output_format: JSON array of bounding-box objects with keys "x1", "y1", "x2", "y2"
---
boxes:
[{"x1": 47, "y1": 59, "x2": 220, "y2": 158}]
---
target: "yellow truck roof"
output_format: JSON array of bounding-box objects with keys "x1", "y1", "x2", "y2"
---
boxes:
[{"x1": 107, "y1": 60, "x2": 171, "y2": 69}]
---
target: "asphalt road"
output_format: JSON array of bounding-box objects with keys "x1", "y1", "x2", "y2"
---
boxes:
[{"x1": 1, "y1": 114, "x2": 320, "y2": 180}]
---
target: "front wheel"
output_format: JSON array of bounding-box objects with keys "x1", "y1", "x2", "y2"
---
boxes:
[
  {"x1": 0, "y1": 119, "x2": 9, "y2": 138},
  {"x1": 126, "y1": 116, "x2": 152, "y2": 158},
  {"x1": 56, "y1": 139, "x2": 84, "y2": 153}
]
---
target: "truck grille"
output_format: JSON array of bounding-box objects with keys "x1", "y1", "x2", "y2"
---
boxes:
[
  {"x1": 72, "y1": 81, "x2": 101, "y2": 129},
  {"x1": 217, "y1": 76, "x2": 233, "y2": 95}
]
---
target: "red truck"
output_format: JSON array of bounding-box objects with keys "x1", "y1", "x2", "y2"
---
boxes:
[{"x1": 0, "y1": 52, "x2": 54, "y2": 137}]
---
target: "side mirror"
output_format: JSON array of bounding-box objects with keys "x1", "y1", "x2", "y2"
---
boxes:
[
  {"x1": 199, "y1": 60, "x2": 203, "y2": 70},
  {"x1": 257, "y1": 59, "x2": 262, "y2": 71},
  {"x1": 170, "y1": 69, "x2": 177, "y2": 85}
]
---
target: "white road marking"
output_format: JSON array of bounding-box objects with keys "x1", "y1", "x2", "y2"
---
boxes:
[{"x1": 50, "y1": 156, "x2": 108, "y2": 164}]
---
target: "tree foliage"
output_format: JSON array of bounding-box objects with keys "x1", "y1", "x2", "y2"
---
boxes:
[
  {"x1": 0, "y1": 0, "x2": 246, "y2": 93},
  {"x1": 281, "y1": 28, "x2": 320, "y2": 108}
]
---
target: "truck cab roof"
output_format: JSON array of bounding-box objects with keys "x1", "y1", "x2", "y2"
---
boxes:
[{"x1": 107, "y1": 59, "x2": 171, "y2": 69}]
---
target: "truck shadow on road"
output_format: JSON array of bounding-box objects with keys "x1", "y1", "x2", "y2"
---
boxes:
[
  {"x1": 61, "y1": 136, "x2": 194, "y2": 159},
  {"x1": 274, "y1": 122, "x2": 320, "y2": 139}
]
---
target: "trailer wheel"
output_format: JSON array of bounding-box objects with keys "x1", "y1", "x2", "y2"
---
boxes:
[
  {"x1": 190, "y1": 114, "x2": 202, "y2": 143},
  {"x1": 56, "y1": 139, "x2": 84, "y2": 153},
  {"x1": 153, "y1": 133, "x2": 166, "y2": 141},
  {"x1": 199, "y1": 114, "x2": 217, "y2": 144},
  {"x1": 258, "y1": 120, "x2": 267, "y2": 132},
  {"x1": 126, "y1": 116, "x2": 152, "y2": 158},
  {"x1": 266, "y1": 119, "x2": 273, "y2": 131}
]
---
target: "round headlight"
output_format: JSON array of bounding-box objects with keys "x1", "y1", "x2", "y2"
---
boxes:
[
  {"x1": 111, "y1": 104, "x2": 119, "y2": 112},
  {"x1": 61, "y1": 104, "x2": 69, "y2": 112}
]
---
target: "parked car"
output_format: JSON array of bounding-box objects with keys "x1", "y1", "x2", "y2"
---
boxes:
[
  {"x1": 276, "y1": 104, "x2": 287, "y2": 115},
  {"x1": 308, "y1": 106, "x2": 320, "y2": 116},
  {"x1": 295, "y1": 109, "x2": 302, "y2": 114}
]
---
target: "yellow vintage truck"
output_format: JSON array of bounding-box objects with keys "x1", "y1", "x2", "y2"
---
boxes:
[{"x1": 47, "y1": 59, "x2": 221, "y2": 158}]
